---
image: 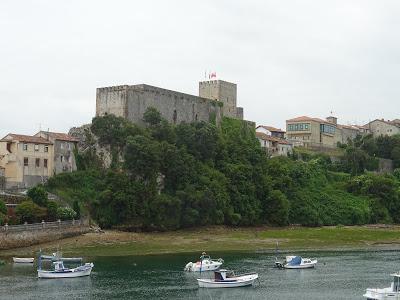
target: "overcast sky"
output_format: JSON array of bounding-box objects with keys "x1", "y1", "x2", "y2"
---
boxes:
[{"x1": 1, "y1": 0, "x2": 399, "y2": 137}]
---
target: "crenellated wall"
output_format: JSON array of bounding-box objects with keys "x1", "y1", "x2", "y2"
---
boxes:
[{"x1": 96, "y1": 84, "x2": 224, "y2": 126}]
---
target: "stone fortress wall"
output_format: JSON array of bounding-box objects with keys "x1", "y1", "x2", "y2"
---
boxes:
[{"x1": 96, "y1": 80, "x2": 243, "y2": 125}]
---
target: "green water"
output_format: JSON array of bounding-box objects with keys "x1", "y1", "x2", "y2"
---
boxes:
[{"x1": 0, "y1": 250, "x2": 398, "y2": 299}]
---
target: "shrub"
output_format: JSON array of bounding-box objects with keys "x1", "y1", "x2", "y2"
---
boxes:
[
  {"x1": 56, "y1": 207, "x2": 77, "y2": 221},
  {"x1": 27, "y1": 185, "x2": 48, "y2": 207},
  {"x1": 46, "y1": 200, "x2": 59, "y2": 221},
  {"x1": 15, "y1": 201, "x2": 47, "y2": 223}
]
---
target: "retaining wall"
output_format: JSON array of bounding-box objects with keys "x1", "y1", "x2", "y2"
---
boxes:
[{"x1": 0, "y1": 219, "x2": 90, "y2": 250}]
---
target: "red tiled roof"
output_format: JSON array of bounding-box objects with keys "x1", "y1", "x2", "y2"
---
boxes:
[
  {"x1": 286, "y1": 116, "x2": 329, "y2": 124},
  {"x1": 36, "y1": 131, "x2": 80, "y2": 142},
  {"x1": 256, "y1": 125, "x2": 285, "y2": 133},
  {"x1": 337, "y1": 124, "x2": 358, "y2": 130},
  {"x1": 256, "y1": 132, "x2": 291, "y2": 145},
  {"x1": 1, "y1": 134, "x2": 53, "y2": 145}
]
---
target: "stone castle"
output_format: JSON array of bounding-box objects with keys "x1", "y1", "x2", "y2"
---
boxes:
[{"x1": 96, "y1": 80, "x2": 243, "y2": 125}]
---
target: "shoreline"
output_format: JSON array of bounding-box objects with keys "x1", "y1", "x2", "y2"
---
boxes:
[{"x1": 2, "y1": 225, "x2": 400, "y2": 258}]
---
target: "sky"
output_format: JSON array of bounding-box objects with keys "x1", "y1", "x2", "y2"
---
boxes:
[{"x1": 1, "y1": 0, "x2": 400, "y2": 137}]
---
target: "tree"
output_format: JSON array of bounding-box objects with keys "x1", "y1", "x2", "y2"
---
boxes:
[
  {"x1": 27, "y1": 185, "x2": 48, "y2": 207},
  {"x1": 124, "y1": 135, "x2": 160, "y2": 181},
  {"x1": 264, "y1": 190, "x2": 289, "y2": 226},
  {"x1": 143, "y1": 107, "x2": 162, "y2": 126}
]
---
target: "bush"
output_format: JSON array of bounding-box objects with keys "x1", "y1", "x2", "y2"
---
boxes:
[
  {"x1": 46, "y1": 200, "x2": 59, "y2": 221},
  {"x1": 27, "y1": 185, "x2": 48, "y2": 207},
  {"x1": 56, "y1": 207, "x2": 77, "y2": 221},
  {"x1": 15, "y1": 201, "x2": 47, "y2": 223}
]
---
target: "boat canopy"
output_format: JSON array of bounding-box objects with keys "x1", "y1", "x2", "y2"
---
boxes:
[{"x1": 287, "y1": 256, "x2": 302, "y2": 266}]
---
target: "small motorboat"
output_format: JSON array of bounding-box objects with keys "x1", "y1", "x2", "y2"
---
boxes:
[
  {"x1": 37, "y1": 260, "x2": 94, "y2": 279},
  {"x1": 197, "y1": 269, "x2": 259, "y2": 288},
  {"x1": 275, "y1": 256, "x2": 317, "y2": 269},
  {"x1": 184, "y1": 252, "x2": 224, "y2": 272},
  {"x1": 364, "y1": 272, "x2": 400, "y2": 299},
  {"x1": 13, "y1": 257, "x2": 34, "y2": 263}
]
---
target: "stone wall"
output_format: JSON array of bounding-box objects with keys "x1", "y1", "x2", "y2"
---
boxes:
[
  {"x1": 96, "y1": 84, "x2": 222, "y2": 126},
  {"x1": 0, "y1": 219, "x2": 90, "y2": 250}
]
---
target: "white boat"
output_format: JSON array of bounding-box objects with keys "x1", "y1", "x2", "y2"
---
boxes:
[
  {"x1": 13, "y1": 257, "x2": 34, "y2": 263},
  {"x1": 197, "y1": 269, "x2": 259, "y2": 288},
  {"x1": 364, "y1": 272, "x2": 400, "y2": 299},
  {"x1": 37, "y1": 260, "x2": 94, "y2": 279},
  {"x1": 275, "y1": 256, "x2": 317, "y2": 269},
  {"x1": 184, "y1": 252, "x2": 224, "y2": 272}
]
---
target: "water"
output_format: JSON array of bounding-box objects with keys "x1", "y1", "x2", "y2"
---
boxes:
[{"x1": 0, "y1": 250, "x2": 398, "y2": 299}]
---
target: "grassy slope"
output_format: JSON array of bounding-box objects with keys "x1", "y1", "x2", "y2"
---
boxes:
[{"x1": 2, "y1": 226, "x2": 400, "y2": 257}]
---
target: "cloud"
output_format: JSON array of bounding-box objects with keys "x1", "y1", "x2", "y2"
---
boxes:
[{"x1": 1, "y1": 0, "x2": 400, "y2": 137}]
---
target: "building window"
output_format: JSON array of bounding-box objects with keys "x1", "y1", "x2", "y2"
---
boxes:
[
  {"x1": 44, "y1": 159, "x2": 48, "y2": 168},
  {"x1": 60, "y1": 155, "x2": 64, "y2": 162},
  {"x1": 35, "y1": 158, "x2": 40, "y2": 167},
  {"x1": 44, "y1": 146, "x2": 49, "y2": 152},
  {"x1": 24, "y1": 157, "x2": 28, "y2": 166},
  {"x1": 288, "y1": 123, "x2": 310, "y2": 132},
  {"x1": 34, "y1": 144, "x2": 39, "y2": 151},
  {"x1": 23, "y1": 143, "x2": 28, "y2": 151},
  {"x1": 6, "y1": 142, "x2": 11, "y2": 153}
]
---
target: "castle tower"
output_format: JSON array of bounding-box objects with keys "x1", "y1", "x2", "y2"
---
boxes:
[{"x1": 199, "y1": 80, "x2": 243, "y2": 119}]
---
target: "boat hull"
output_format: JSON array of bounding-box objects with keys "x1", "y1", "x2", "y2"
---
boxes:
[
  {"x1": 197, "y1": 273, "x2": 258, "y2": 288},
  {"x1": 38, "y1": 264, "x2": 93, "y2": 279},
  {"x1": 363, "y1": 288, "x2": 399, "y2": 300},
  {"x1": 284, "y1": 263, "x2": 317, "y2": 269},
  {"x1": 13, "y1": 257, "x2": 34, "y2": 263}
]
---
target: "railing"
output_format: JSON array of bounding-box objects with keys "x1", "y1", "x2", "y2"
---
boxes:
[{"x1": 1, "y1": 219, "x2": 88, "y2": 233}]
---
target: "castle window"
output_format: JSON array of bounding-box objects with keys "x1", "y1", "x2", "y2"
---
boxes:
[
  {"x1": 173, "y1": 110, "x2": 177, "y2": 124},
  {"x1": 34, "y1": 144, "x2": 39, "y2": 151},
  {"x1": 44, "y1": 159, "x2": 48, "y2": 168},
  {"x1": 35, "y1": 158, "x2": 40, "y2": 167},
  {"x1": 195, "y1": 114, "x2": 198, "y2": 121},
  {"x1": 44, "y1": 146, "x2": 49, "y2": 152},
  {"x1": 23, "y1": 143, "x2": 28, "y2": 151},
  {"x1": 24, "y1": 157, "x2": 28, "y2": 166}
]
